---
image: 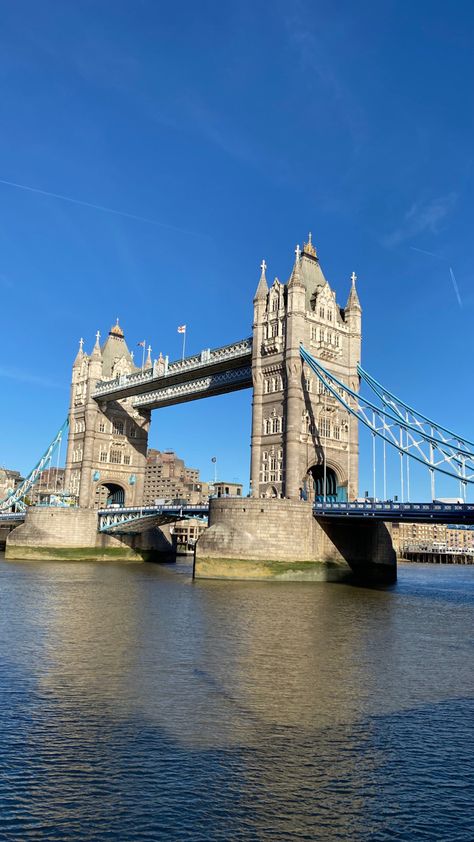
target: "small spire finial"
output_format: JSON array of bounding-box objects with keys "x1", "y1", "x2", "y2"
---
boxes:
[
  {"x1": 351, "y1": 271, "x2": 357, "y2": 286},
  {"x1": 295, "y1": 244, "x2": 301, "y2": 262},
  {"x1": 79, "y1": 337, "x2": 84, "y2": 351},
  {"x1": 95, "y1": 330, "x2": 101, "y2": 345},
  {"x1": 308, "y1": 231, "x2": 312, "y2": 244},
  {"x1": 260, "y1": 259, "x2": 267, "y2": 275}
]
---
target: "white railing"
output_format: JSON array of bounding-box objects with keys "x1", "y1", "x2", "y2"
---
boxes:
[{"x1": 93, "y1": 337, "x2": 252, "y2": 397}]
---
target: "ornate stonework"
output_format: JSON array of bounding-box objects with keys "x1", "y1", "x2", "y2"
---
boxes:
[{"x1": 251, "y1": 235, "x2": 361, "y2": 501}]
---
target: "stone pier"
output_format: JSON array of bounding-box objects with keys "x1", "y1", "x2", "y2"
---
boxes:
[
  {"x1": 5, "y1": 507, "x2": 173, "y2": 562},
  {"x1": 194, "y1": 498, "x2": 396, "y2": 584}
]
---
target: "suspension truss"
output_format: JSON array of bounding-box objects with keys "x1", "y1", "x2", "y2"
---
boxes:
[
  {"x1": 0, "y1": 419, "x2": 69, "y2": 512},
  {"x1": 300, "y1": 347, "x2": 474, "y2": 493}
]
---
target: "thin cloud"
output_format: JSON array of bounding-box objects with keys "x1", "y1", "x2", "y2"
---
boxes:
[
  {"x1": 410, "y1": 245, "x2": 463, "y2": 309},
  {"x1": 0, "y1": 366, "x2": 66, "y2": 389},
  {"x1": 409, "y1": 245, "x2": 442, "y2": 259},
  {"x1": 384, "y1": 193, "x2": 457, "y2": 247},
  {"x1": 449, "y1": 266, "x2": 463, "y2": 308},
  {"x1": 0, "y1": 177, "x2": 203, "y2": 237}
]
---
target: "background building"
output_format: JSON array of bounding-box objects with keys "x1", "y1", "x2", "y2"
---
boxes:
[
  {"x1": 212, "y1": 481, "x2": 243, "y2": 498},
  {"x1": 29, "y1": 467, "x2": 65, "y2": 505},
  {"x1": 392, "y1": 521, "x2": 474, "y2": 554},
  {"x1": 0, "y1": 468, "x2": 23, "y2": 503},
  {"x1": 143, "y1": 449, "x2": 208, "y2": 504}
]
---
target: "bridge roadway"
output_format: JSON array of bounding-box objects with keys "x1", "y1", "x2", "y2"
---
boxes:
[
  {"x1": 98, "y1": 500, "x2": 474, "y2": 533},
  {"x1": 2, "y1": 501, "x2": 473, "y2": 535},
  {"x1": 92, "y1": 337, "x2": 252, "y2": 409}
]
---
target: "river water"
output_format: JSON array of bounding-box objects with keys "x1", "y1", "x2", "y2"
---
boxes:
[{"x1": 1, "y1": 556, "x2": 473, "y2": 841}]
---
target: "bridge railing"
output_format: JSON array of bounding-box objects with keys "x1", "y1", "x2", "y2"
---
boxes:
[{"x1": 94, "y1": 337, "x2": 252, "y2": 397}]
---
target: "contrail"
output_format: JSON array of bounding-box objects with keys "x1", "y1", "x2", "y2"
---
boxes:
[
  {"x1": 449, "y1": 266, "x2": 463, "y2": 308},
  {"x1": 410, "y1": 245, "x2": 441, "y2": 259},
  {"x1": 410, "y1": 245, "x2": 463, "y2": 309},
  {"x1": 0, "y1": 176, "x2": 200, "y2": 235}
]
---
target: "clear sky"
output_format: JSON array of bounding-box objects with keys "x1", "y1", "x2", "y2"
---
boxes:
[{"x1": 0, "y1": 0, "x2": 473, "y2": 501}]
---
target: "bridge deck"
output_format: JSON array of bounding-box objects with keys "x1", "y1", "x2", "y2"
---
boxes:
[
  {"x1": 313, "y1": 501, "x2": 474, "y2": 525},
  {"x1": 2, "y1": 502, "x2": 473, "y2": 535},
  {"x1": 93, "y1": 337, "x2": 252, "y2": 405}
]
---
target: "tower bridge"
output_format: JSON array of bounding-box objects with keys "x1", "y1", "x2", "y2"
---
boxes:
[{"x1": 2, "y1": 232, "x2": 473, "y2": 583}]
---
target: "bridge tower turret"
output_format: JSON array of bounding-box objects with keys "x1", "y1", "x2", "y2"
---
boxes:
[
  {"x1": 64, "y1": 321, "x2": 150, "y2": 508},
  {"x1": 250, "y1": 260, "x2": 269, "y2": 497},
  {"x1": 250, "y1": 234, "x2": 362, "y2": 502}
]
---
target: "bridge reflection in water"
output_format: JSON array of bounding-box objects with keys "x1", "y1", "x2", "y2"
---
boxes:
[{"x1": 1, "y1": 560, "x2": 474, "y2": 840}]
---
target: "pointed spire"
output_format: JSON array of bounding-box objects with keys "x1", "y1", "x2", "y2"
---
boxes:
[
  {"x1": 288, "y1": 245, "x2": 305, "y2": 288},
  {"x1": 109, "y1": 318, "x2": 124, "y2": 338},
  {"x1": 73, "y1": 337, "x2": 84, "y2": 367},
  {"x1": 145, "y1": 344, "x2": 152, "y2": 368},
  {"x1": 303, "y1": 232, "x2": 317, "y2": 258},
  {"x1": 345, "y1": 271, "x2": 361, "y2": 311},
  {"x1": 91, "y1": 330, "x2": 102, "y2": 358},
  {"x1": 254, "y1": 259, "x2": 269, "y2": 300}
]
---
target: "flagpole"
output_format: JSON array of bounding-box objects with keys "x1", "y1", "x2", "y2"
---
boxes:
[
  {"x1": 142, "y1": 341, "x2": 146, "y2": 373},
  {"x1": 182, "y1": 329, "x2": 186, "y2": 362}
]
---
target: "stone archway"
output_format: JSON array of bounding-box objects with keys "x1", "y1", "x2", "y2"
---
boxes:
[
  {"x1": 94, "y1": 481, "x2": 126, "y2": 509},
  {"x1": 304, "y1": 464, "x2": 347, "y2": 503},
  {"x1": 263, "y1": 485, "x2": 279, "y2": 499}
]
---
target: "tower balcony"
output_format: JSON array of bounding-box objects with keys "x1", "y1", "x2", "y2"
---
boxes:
[
  {"x1": 313, "y1": 339, "x2": 342, "y2": 361},
  {"x1": 262, "y1": 335, "x2": 284, "y2": 355}
]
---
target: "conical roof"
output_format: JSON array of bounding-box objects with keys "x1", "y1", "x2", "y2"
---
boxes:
[
  {"x1": 101, "y1": 320, "x2": 135, "y2": 378},
  {"x1": 345, "y1": 272, "x2": 361, "y2": 311},
  {"x1": 289, "y1": 235, "x2": 328, "y2": 308},
  {"x1": 254, "y1": 260, "x2": 269, "y2": 300}
]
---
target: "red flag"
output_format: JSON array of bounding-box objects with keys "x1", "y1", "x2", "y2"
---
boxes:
[{"x1": 177, "y1": 325, "x2": 186, "y2": 334}]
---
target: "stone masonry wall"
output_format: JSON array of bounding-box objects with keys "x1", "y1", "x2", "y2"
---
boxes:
[
  {"x1": 194, "y1": 498, "x2": 396, "y2": 584},
  {"x1": 5, "y1": 507, "x2": 173, "y2": 561}
]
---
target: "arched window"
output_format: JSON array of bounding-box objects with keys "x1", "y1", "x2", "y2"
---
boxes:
[
  {"x1": 112, "y1": 419, "x2": 124, "y2": 435},
  {"x1": 319, "y1": 417, "x2": 331, "y2": 438}
]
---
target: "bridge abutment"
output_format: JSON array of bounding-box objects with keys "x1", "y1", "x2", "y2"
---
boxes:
[
  {"x1": 194, "y1": 498, "x2": 396, "y2": 584},
  {"x1": 5, "y1": 507, "x2": 174, "y2": 562}
]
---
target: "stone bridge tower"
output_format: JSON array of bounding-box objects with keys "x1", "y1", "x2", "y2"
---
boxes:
[
  {"x1": 250, "y1": 235, "x2": 361, "y2": 502},
  {"x1": 64, "y1": 322, "x2": 151, "y2": 508}
]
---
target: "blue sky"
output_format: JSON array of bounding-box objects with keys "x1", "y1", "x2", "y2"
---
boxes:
[{"x1": 0, "y1": 0, "x2": 473, "y2": 500}]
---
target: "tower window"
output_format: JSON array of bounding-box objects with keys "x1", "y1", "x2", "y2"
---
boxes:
[
  {"x1": 110, "y1": 450, "x2": 122, "y2": 464},
  {"x1": 112, "y1": 419, "x2": 124, "y2": 435}
]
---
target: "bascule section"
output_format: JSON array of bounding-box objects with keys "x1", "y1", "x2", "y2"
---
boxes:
[
  {"x1": 64, "y1": 321, "x2": 150, "y2": 510},
  {"x1": 250, "y1": 234, "x2": 361, "y2": 502}
]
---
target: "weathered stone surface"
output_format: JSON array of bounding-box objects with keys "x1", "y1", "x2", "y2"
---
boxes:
[
  {"x1": 5, "y1": 507, "x2": 173, "y2": 562},
  {"x1": 194, "y1": 498, "x2": 396, "y2": 584}
]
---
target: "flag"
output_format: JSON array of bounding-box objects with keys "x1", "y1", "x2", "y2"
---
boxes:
[
  {"x1": 177, "y1": 325, "x2": 186, "y2": 334},
  {"x1": 211, "y1": 457, "x2": 217, "y2": 463},
  {"x1": 137, "y1": 340, "x2": 145, "y2": 347}
]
